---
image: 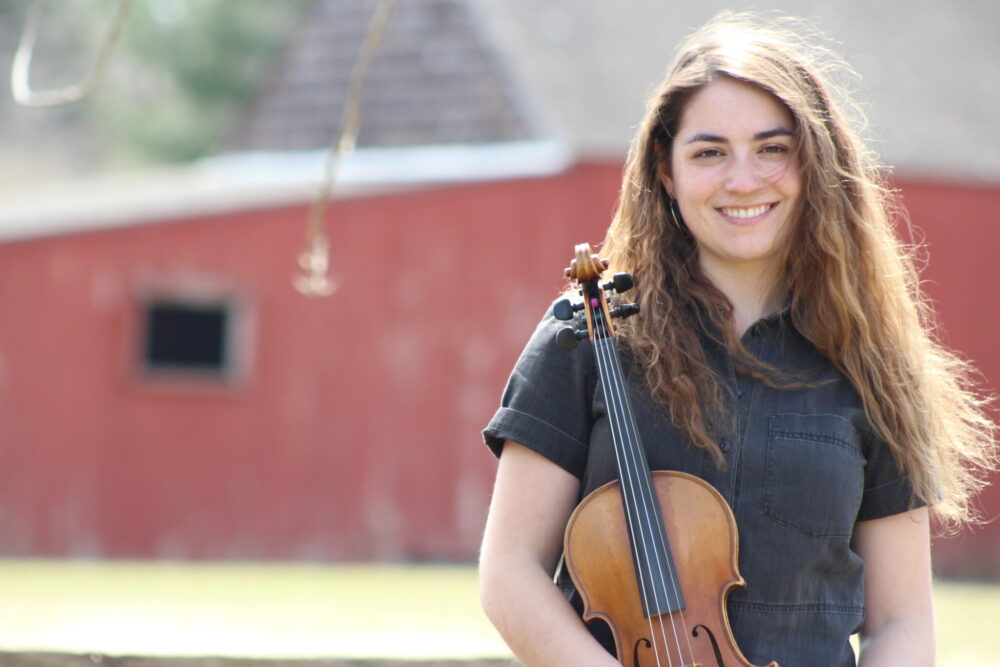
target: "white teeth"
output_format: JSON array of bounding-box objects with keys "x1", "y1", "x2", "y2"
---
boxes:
[{"x1": 721, "y1": 204, "x2": 770, "y2": 219}]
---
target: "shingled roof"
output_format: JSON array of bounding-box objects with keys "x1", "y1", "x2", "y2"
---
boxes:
[
  {"x1": 232, "y1": 0, "x2": 539, "y2": 151},
  {"x1": 234, "y1": 0, "x2": 1000, "y2": 182}
]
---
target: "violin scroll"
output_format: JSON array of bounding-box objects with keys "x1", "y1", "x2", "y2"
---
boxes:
[{"x1": 564, "y1": 244, "x2": 608, "y2": 283}]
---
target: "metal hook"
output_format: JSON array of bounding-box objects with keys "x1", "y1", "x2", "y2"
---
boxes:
[{"x1": 11, "y1": 0, "x2": 134, "y2": 107}]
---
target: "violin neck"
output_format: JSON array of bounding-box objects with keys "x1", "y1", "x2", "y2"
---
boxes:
[{"x1": 590, "y1": 311, "x2": 685, "y2": 618}]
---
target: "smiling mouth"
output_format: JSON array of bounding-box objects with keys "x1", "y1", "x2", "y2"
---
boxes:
[{"x1": 718, "y1": 203, "x2": 776, "y2": 219}]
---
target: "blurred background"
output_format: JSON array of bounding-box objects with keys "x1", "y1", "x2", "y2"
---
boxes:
[{"x1": 0, "y1": 0, "x2": 997, "y2": 664}]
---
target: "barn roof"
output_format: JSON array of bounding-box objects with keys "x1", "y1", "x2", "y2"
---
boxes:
[
  {"x1": 232, "y1": 0, "x2": 539, "y2": 151},
  {"x1": 0, "y1": 141, "x2": 571, "y2": 243},
  {"x1": 236, "y1": 0, "x2": 1000, "y2": 183},
  {"x1": 1, "y1": 0, "x2": 997, "y2": 246}
]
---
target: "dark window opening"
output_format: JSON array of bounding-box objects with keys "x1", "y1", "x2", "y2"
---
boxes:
[{"x1": 143, "y1": 300, "x2": 231, "y2": 375}]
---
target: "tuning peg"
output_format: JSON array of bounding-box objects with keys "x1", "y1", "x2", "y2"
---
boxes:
[
  {"x1": 553, "y1": 298, "x2": 584, "y2": 321},
  {"x1": 603, "y1": 272, "x2": 634, "y2": 293},
  {"x1": 610, "y1": 303, "x2": 640, "y2": 319},
  {"x1": 555, "y1": 326, "x2": 588, "y2": 350}
]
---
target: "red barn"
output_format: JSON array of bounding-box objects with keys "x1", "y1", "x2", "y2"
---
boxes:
[
  {"x1": 0, "y1": 0, "x2": 998, "y2": 576},
  {"x1": 0, "y1": 145, "x2": 602, "y2": 561},
  {"x1": 0, "y1": 147, "x2": 998, "y2": 575}
]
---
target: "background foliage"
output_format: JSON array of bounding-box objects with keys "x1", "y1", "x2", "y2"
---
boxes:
[{"x1": 0, "y1": 0, "x2": 313, "y2": 176}]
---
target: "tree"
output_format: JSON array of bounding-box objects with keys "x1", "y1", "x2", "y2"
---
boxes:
[{"x1": 4, "y1": 0, "x2": 313, "y2": 169}]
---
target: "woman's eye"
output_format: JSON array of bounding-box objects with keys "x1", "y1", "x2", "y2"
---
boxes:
[
  {"x1": 761, "y1": 144, "x2": 789, "y2": 154},
  {"x1": 694, "y1": 148, "x2": 723, "y2": 158}
]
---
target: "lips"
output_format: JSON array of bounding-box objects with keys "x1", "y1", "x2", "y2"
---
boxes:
[{"x1": 718, "y1": 203, "x2": 776, "y2": 220}]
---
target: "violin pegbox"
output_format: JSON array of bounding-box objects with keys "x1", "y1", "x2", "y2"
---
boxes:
[{"x1": 554, "y1": 243, "x2": 639, "y2": 350}]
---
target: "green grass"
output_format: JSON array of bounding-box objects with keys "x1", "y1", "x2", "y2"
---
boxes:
[
  {"x1": 935, "y1": 580, "x2": 1000, "y2": 666},
  {"x1": 0, "y1": 561, "x2": 507, "y2": 660},
  {"x1": 0, "y1": 560, "x2": 995, "y2": 664}
]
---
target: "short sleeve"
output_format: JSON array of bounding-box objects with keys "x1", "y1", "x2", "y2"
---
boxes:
[
  {"x1": 856, "y1": 428, "x2": 923, "y2": 521},
  {"x1": 482, "y1": 306, "x2": 595, "y2": 478}
]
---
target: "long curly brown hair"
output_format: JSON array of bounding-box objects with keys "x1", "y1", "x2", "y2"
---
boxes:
[{"x1": 600, "y1": 12, "x2": 995, "y2": 529}]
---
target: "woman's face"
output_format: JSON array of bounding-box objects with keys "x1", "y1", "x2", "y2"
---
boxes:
[{"x1": 659, "y1": 77, "x2": 802, "y2": 283}]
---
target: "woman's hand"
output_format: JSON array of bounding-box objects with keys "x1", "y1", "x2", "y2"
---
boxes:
[
  {"x1": 853, "y1": 507, "x2": 935, "y2": 666},
  {"x1": 479, "y1": 441, "x2": 621, "y2": 666}
]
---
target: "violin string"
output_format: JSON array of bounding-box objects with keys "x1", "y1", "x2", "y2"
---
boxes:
[
  {"x1": 604, "y1": 314, "x2": 699, "y2": 664},
  {"x1": 592, "y1": 323, "x2": 666, "y2": 666},
  {"x1": 596, "y1": 333, "x2": 676, "y2": 663},
  {"x1": 591, "y1": 301, "x2": 676, "y2": 666},
  {"x1": 597, "y1": 346, "x2": 685, "y2": 666},
  {"x1": 598, "y1": 297, "x2": 699, "y2": 665}
]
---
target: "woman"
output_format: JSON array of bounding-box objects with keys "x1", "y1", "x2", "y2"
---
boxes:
[{"x1": 478, "y1": 12, "x2": 996, "y2": 667}]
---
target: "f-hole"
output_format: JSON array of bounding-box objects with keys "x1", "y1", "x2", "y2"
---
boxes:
[
  {"x1": 692, "y1": 623, "x2": 726, "y2": 666},
  {"x1": 631, "y1": 637, "x2": 652, "y2": 667}
]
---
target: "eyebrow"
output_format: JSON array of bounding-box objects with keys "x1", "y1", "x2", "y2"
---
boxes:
[{"x1": 685, "y1": 128, "x2": 795, "y2": 144}]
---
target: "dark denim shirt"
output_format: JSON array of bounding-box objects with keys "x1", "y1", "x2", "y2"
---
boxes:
[{"x1": 483, "y1": 305, "x2": 915, "y2": 667}]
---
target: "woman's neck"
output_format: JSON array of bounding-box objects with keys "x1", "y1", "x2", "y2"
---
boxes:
[{"x1": 700, "y1": 260, "x2": 784, "y2": 336}]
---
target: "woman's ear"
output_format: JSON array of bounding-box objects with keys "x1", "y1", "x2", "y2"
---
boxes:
[
  {"x1": 653, "y1": 144, "x2": 675, "y2": 199},
  {"x1": 657, "y1": 161, "x2": 675, "y2": 199}
]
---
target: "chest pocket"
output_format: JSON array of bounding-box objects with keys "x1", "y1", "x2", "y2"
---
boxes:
[{"x1": 762, "y1": 413, "x2": 865, "y2": 538}]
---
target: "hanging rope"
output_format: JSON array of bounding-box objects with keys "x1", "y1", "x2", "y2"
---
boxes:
[
  {"x1": 11, "y1": 0, "x2": 134, "y2": 107},
  {"x1": 294, "y1": 0, "x2": 396, "y2": 297}
]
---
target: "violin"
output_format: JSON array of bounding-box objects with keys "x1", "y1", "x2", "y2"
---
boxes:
[{"x1": 555, "y1": 243, "x2": 777, "y2": 667}]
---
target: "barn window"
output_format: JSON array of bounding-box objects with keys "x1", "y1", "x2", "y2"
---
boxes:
[{"x1": 142, "y1": 298, "x2": 234, "y2": 376}]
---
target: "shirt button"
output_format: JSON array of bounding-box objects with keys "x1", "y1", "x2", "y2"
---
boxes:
[
  {"x1": 720, "y1": 440, "x2": 732, "y2": 452},
  {"x1": 736, "y1": 388, "x2": 744, "y2": 397}
]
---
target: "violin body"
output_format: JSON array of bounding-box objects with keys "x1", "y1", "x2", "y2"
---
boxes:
[
  {"x1": 555, "y1": 242, "x2": 777, "y2": 667},
  {"x1": 565, "y1": 471, "x2": 777, "y2": 667}
]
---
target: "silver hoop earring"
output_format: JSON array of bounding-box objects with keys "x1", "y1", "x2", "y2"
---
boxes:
[{"x1": 668, "y1": 199, "x2": 684, "y2": 230}]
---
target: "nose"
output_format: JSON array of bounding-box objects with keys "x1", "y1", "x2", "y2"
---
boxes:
[{"x1": 724, "y1": 154, "x2": 763, "y2": 194}]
